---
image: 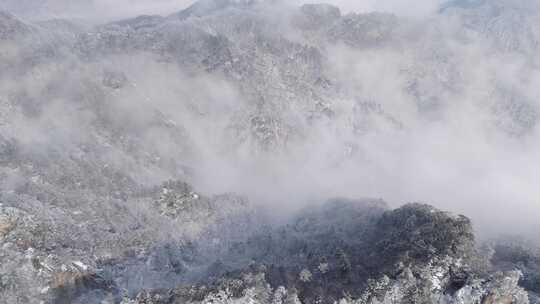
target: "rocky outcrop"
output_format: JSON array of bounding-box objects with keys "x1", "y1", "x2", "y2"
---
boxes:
[
  {"x1": 490, "y1": 238, "x2": 540, "y2": 303},
  {"x1": 121, "y1": 201, "x2": 529, "y2": 304},
  {"x1": 1, "y1": 179, "x2": 532, "y2": 304}
]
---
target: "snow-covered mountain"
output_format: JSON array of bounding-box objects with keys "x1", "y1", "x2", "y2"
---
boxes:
[{"x1": 1, "y1": 0, "x2": 540, "y2": 303}]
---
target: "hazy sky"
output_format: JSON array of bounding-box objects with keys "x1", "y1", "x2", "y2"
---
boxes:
[
  {"x1": 0, "y1": 0, "x2": 195, "y2": 21},
  {"x1": 1, "y1": 0, "x2": 447, "y2": 21}
]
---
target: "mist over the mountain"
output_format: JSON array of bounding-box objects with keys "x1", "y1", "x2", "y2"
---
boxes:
[
  {"x1": 1, "y1": 0, "x2": 540, "y2": 303},
  {"x1": 0, "y1": 0, "x2": 447, "y2": 22},
  {"x1": 2, "y1": 0, "x2": 538, "y2": 235}
]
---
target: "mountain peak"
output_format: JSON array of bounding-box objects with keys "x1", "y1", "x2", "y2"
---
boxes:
[{"x1": 170, "y1": 0, "x2": 261, "y2": 21}]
